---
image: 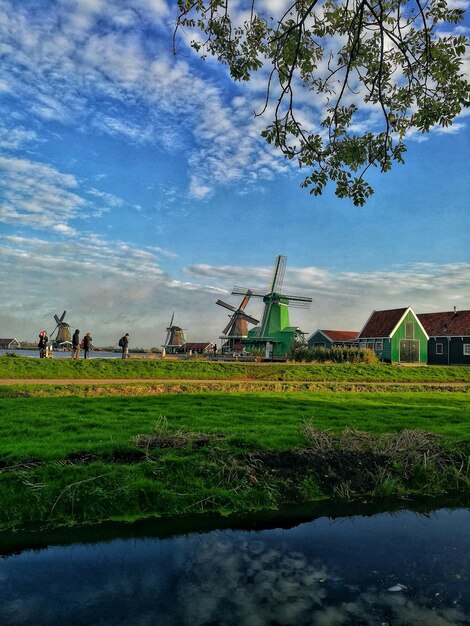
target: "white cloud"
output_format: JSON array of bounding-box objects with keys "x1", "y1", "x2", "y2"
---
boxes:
[
  {"x1": 186, "y1": 260, "x2": 470, "y2": 336},
  {"x1": 0, "y1": 123, "x2": 38, "y2": 149},
  {"x1": 0, "y1": 156, "x2": 83, "y2": 233},
  {"x1": 2, "y1": 242, "x2": 468, "y2": 347},
  {"x1": 0, "y1": 0, "x2": 300, "y2": 200}
]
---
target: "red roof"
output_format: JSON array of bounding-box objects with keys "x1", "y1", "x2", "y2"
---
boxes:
[
  {"x1": 181, "y1": 342, "x2": 213, "y2": 351},
  {"x1": 418, "y1": 310, "x2": 470, "y2": 336},
  {"x1": 320, "y1": 330, "x2": 358, "y2": 342},
  {"x1": 231, "y1": 342, "x2": 245, "y2": 351},
  {"x1": 359, "y1": 308, "x2": 408, "y2": 338}
]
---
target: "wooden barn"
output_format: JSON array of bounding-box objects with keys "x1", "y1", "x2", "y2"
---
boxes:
[
  {"x1": 181, "y1": 342, "x2": 215, "y2": 355},
  {"x1": 418, "y1": 309, "x2": 470, "y2": 366},
  {"x1": 0, "y1": 338, "x2": 20, "y2": 349},
  {"x1": 307, "y1": 329, "x2": 358, "y2": 349},
  {"x1": 358, "y1": 307, "x2": 428, "y2": 364}
]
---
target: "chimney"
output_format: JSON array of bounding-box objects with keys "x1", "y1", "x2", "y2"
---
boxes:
[{"x1": 454, "y1": 306, "x2": 457, "y2": 317}]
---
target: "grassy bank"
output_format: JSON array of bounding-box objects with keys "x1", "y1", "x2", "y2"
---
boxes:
[
  {"x1": 1, "y1": 392, "x2": 469, "y2": 529},
  {"x1": 1, "y1": 355, "x2": 470, "y2": 382}
]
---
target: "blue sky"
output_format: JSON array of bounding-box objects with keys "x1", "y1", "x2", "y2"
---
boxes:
[{"x1": 0, "y1": 0, "x2": 469, "y2": 347}]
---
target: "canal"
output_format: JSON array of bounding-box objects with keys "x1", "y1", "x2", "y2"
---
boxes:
[{"x1": 1, "y1": 500, "x2": 469, "y2": 625}]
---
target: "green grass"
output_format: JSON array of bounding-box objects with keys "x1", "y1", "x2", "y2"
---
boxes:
[
  {"x1": 1, "y1": 392, "x2": 470, "y2": 461},
  {"x1": 0, "y1": 391, "x2": 469, "y2": 529},
  {"x1": 1, "y1": 355, "x2": 470, "y2": 382}
]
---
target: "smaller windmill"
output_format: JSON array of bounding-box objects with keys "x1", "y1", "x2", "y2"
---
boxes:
[
  {"x1": 51, "y1": 310, "x2": 71, "y2": 346},
  {"x1": 216, "y1": 295, "x2": 259, "y2": 352},
  {"x1": 162, "y1": 313, "x2": 186, "y2": 354}
]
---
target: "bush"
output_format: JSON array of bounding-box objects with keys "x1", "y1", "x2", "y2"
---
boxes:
[{"x1": 289, "y1": 346, "x2": 379, "y2": 364}]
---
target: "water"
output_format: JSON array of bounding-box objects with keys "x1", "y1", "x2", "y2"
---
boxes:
[{"x1": 1, "y1": 503, "x2": 469, "y2": 625}]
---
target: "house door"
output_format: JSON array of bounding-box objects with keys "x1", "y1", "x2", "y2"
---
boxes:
[{"x1": 399, "y1": 339, "x2": 420, "y2": 363}]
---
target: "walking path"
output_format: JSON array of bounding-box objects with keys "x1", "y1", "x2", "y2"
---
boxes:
[{"x1": 0, "y1": 378, "x2": 469, "y2": 387}]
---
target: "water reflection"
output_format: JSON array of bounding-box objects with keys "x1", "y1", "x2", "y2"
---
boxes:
[{"x1": 0, "y1": 505, "x2": 469, "y2": 625}]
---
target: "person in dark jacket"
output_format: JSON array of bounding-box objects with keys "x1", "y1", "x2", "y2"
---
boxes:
[
  {"x1": 38, "y1": 331, "x2": 48, "y2": 358},
  {"x1": 83, "y1": 332, "x2": 92, "y2": 359},
  {"x1": 72, "y1": 329, "x2": 80, "y2": 360},
  {"x1": 119, "y1": 333, "x2": 129, "y2": 359}
]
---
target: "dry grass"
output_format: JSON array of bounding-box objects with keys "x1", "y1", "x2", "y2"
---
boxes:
[
  {"x1": 252, "y1": 424, "x2": 470, "y2": 499},
  {"x1": 134, "y1": 416, "x2": 226, "y2": 450},
  {"x1": 302, "y1": 424, "x2": 463, "y2": 473}
]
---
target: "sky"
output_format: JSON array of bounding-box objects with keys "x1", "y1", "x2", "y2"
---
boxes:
[{"x1": 0, "y1": 0, "x2": 469, "y2": 348}]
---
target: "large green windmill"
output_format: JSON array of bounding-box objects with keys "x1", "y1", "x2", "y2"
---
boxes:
[{"x1": 232, "y1": 256, "x2": 312, "y2": 357}]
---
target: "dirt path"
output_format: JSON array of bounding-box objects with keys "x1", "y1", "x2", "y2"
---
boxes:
[{"x1": 0, "y1": 378, "x2": 469, "y2": 387}]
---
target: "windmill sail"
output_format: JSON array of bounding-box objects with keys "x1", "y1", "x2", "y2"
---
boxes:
[
  {"x1": 164, "y1": 312, "x2": 175, "y2": 346},
  {"x1": 269, "y1": 255, "x2": 287, "y2": 294}
]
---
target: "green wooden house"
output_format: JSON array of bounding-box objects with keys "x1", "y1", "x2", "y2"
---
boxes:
[
  {"x1": 418, "y1": 309, "x2": 470, "y2": 366},
  {"x1": 307, "y1": 329, "x2": 358, "y2": 350},
  {"x1": 358, "y1": 307, "x2": 428, "y2": 364}
]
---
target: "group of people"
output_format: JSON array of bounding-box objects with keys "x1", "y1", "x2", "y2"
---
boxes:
[
  {"x1": 71, "y1": 330, "x2": 93, "y2": 359},
  {"x1": 38, "y1": 330, "x2": 130, "y2": 359}
]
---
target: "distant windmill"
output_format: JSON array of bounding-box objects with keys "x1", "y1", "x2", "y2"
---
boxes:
[
  {"x1": 231, "y1": 255, "x2": 312, "y2": 356},
  {"x1": 216, "y1": 295, "x2": 259, "y2": 351},
  {"x1": 51, "y1": 310, "x2": 71, "y2": 345},
  {"x1": 162, "y1": 313, "x2": 186, "y2": 354}
]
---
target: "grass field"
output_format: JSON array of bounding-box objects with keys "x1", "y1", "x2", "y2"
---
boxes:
[
  {"x1": 1, "y1": 392, "x2": 470, "y2": 460},
  {"x1": 1, "y1": 391, "x2": 469, "y2": 529},
  {"x1": 1, "y1": 355, "x2": 470, "y2": 382}
]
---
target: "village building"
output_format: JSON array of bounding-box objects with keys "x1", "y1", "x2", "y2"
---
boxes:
[
  {"x1": 307, "y1": 329, "x2": 358, "y2": 349},
  {"x1": 0, "y1": 338, "x2": 21, "y2": 349},
  {"x1": 358, "y1": 307, "x2": 428, "y2": 364},
  {"x1": 418, "y1": 309, "x2": 470, "y2": 366},
  {"x1": 181, "y1": 342, "x2": 215, "y2": 354}
]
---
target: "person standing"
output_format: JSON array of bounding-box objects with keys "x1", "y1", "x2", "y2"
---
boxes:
[
  {"x1": 72, "y1": 329, "x2": 80, "y2": 360},
  {"x1": 38, "y1": 331, "x2": 48, "y2": 358},
  {"x1": 119, "y1": 333, "x2": 130, "y2": 359},
  {"x1": 83, "y1": 332, "x2": 92, "y2": 359}
]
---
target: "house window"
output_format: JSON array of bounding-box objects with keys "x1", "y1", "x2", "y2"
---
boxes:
[
  {"x1": 313, "y1": 343, "x2": 325, "y2": 348},
  {"x1": 367, "y1": 342, "x2": 374, "y2": 350},
  {"x1": 375, "y1": 340, "x2": 383, "y2": 351},
  {"x1": 464, "y1": 344, "x2": 470, "y2": 356},
  {"x1": 360, "y1": 342, "x2": 367, "y2": 349},
  {"x1": 405, "y1": 322, "x2": 414, "y2": 339},
  {"x1": 436, "y1": 343, "x2": 443, "y2": 355}
]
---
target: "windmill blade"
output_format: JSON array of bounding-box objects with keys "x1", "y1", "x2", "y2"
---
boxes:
[
  {"x1": 283, "y1": 293, "x2": 312, "y2": 301},
  {"x1": 289, "y1": 300, "x2": 312, "y2": 309},
  {"x1": 60, "y1": 311, "x2": 66, "y2": 322},
  {"x1": 50, "y1": 323, "x2": 59, "y2": 338},
  {"x1": 269, "y1": 255, "x2": 287, "y2": 294},
  {"x1": 54, "y1": 314, "x2": 61, "y2": 325},
  {"x1": 232, "y1": 287, "x2": 265, "y2": 298},
  {"x1": 222, "y1": 318, "x2": 236, "y2": 336},
  {"x1": 164, "y1": 312, "x2": 175, "y2": 346},
  {"x1": 239, "y1": 295, "x2": 251, "y2": 310},
  {"x1": 216, "y1": 299, "x2": 237, "y2": 312},
  {"x1": 164, "y1": 329, "x2": 171, "y2": 346},
  {"x1": 239, "y1": 312, "x2": 259, "y2": 326},
  {"x1": 284, "y1": 294, "x2": 312, "y2": 309}
]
